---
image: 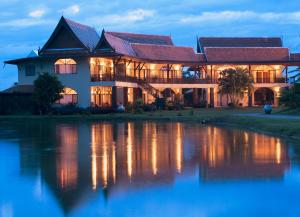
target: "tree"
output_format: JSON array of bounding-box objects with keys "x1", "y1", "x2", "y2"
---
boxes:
[
  {"x1": 218, "y1": 67, "x2": 253, "y2": 107},
  {"x1": 279, "y1": 84, "x2": 300, "y2": 108},
  {"x1": 33, "y1": 73, "x2": 64, "y2": 114}
]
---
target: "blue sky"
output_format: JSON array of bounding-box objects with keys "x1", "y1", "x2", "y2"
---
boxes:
[{"x1": 1, "y1": 0, "x2": 300, "y2": 90}]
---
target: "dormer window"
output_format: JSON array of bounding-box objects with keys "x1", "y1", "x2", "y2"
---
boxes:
[{"x1": 55, "y1": 58, "x2": 77, "y2": 74}]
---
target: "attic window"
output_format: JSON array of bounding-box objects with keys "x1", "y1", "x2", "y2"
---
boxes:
[
  {"x1": 55, "y1": 58, "x2": 77, "y2": 74},
  {"x1": 25, "y1": 64, "x2": 36, "y2": 76}
]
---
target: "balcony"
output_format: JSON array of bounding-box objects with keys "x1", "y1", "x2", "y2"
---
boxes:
[
  {"x1": 255, "y1": 77, "x2": 286, "y2": 83},
  {"x1": 91, "y1": 73, "x2": 212, "y2": 84}
]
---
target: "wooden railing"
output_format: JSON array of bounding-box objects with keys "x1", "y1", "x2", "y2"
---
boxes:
[
  {"x1": 255, "y1": 77, "x2": 286, "y2": 83},
  {"x1": 91, "y1": 73, "x2": 213, "y2": 84}
]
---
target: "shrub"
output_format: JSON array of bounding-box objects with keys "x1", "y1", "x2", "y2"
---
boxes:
[
  {"x1": 280, "y1": 84, "x2": 300, "y2": 108},
  {"x1": 51, "y1": 104, "x2": 85, "y2": 115},
  {"x1": 87, "y1": 106, "x2": 114, "y2": 114},
  {"x1": 133, "y1": 98, "x2": 144, "y2": 113},
  {"x1": 0, "y1": 93, "x2": 34, "y2": 115},
  {"x1": 142, "y1": 104, "x2": 157, "y2": 112}
]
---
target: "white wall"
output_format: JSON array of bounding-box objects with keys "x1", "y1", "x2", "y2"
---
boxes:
[{"x1": 17, "y1": 57, "x2": 91, "y2": 107}]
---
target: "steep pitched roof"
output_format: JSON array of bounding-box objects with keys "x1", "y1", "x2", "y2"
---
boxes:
[
  {"x1": 199, "y1": 37, "x2": 282, "y2": 52},
  {"x1": 204, "y1": 47, "x2": 289, "y2": 63},
  {"x1": 64, "y1": 18, "x2": 99, "y2": 49},
  {"x1": 40, "y1": 17, "x2": 99, "y2": 55},
  {"x1": 106, "y1": 32, "x2": 173, "y2": 45}
]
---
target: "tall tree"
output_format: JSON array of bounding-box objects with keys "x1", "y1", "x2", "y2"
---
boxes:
[
  {"x1": 218, "y1": 67, "x2": 253, "y2": 107},
  {"x1": 279, "y1": 84, "x2": 300, "y2": 108},
  {"x1": 33, "y1": 73, "x2": 64, "y2": 114}
]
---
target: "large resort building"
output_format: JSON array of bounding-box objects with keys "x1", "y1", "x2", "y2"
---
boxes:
[{"x1": 4, "y1": 17, "x2": 300, "y2": 108}]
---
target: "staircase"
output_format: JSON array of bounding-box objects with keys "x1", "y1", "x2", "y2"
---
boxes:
[{"x1": 137, "y1": 80, "x2": 160, "y2": 98}]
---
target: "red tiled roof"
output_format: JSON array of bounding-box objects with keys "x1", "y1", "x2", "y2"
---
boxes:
[
  {"x1": 199, "y1": 37, "x2": 282, "y2": 51},
  {"x1": 290, "y1": 53, "x2": 300, "y2": 62},
  {"x1": 2, "y1": 85, "x2": 34, "y2": 93},
  {"x1": 106, "y1": 32, "x2": 173, "y2": 46},
  {"x1": 204, "y1": 47, "x2": 289, "y2": 63},
  {"x1": 131, "y1": 44, "x2": 198, "y2": 63},
  {"x1": 104, "y1": 33, "x2": 136, "y2": 56}
]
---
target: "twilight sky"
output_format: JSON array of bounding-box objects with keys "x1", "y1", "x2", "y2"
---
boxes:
[{"x1": 1, "y1": 0, "x2": 300, "y2": 90}]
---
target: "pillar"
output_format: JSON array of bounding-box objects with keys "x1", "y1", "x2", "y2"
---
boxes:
[
  {"x1": 123, "y1": 87, "x2": 128, "y2": 106},
  {"x1": 206, "y1": 88, "x2": 211, "y2": 108},
  {"x1": 112, "y1": 86, "x2": 117, "y2": 108},
  {"x1": 192, "y1": 88, "x2": 199, "y2": 106}
]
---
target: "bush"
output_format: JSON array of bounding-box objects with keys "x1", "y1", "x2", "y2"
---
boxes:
[
  {"x1": 280, "y1": 84, "x2": 300, "y2": 108},
  {"x1": 0, "y1": 93, "x2": 34, "y2": 115},
  {"x1": 51, "y1": 104, "x2": 86, "y2": 115},
  {"x1": 142, "y1": 104, "x2": 157, "y2": 112},
  {"x1": 133, "y1": 98, "x2": 144, "y2": 113},
  {"x1": 87, "y1": 106, "x2": 114, "y2": 114}
]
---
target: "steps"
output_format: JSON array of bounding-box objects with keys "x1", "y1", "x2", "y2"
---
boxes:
[{"x1": 137, "y1": 80, "x2": 160, "y2": 98}]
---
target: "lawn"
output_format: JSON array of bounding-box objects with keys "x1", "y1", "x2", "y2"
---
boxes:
[{"x1": 0, "y1": 107, "x2": 299, "y2": 139}]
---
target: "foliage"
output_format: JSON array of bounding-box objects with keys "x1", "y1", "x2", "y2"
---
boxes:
[
  {"x1": 279, "y1": 84, "x2": 300, "y2": 108},
  {"x1": 0, "y1": 93, "x2": 34, "y2": 115},
  {"x1": 218, "y1": 67, "x2": 253, "y2": 107},
  {"x1": 133, "y1": 98, "x2": 144, "y2": 113},
  {"x1": 33, "y1": 73, "x2": 64, "y2": 114}
]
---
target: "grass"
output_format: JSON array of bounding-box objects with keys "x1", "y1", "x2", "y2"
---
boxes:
[{"x1": 0, "y1": 107, "x2": 299, "y2": 140}]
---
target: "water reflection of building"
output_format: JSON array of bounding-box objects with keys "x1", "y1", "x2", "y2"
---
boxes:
[
  {"x1": 199, "y1": 127, "x2": 290, "y2": 181},
  {"x1": 15, "y1": 121, "x2": 290, "y2": 213}
]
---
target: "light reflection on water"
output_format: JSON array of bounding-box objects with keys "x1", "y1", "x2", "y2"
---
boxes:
[{"x1": 0, "y1": 121, "x2": 299, "y2": 217}]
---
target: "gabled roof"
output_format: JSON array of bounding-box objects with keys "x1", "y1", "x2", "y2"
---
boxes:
[
  {"x1": 64, "y1": 18, "x2": 99, "y2": 50},
  {"x1": 131, "y1": 44, "x2": 199, "y2": 63},
  {"x1": 106, "y1": 32, "x2": 173, "y2": 45},
  {"x1": 39, "y1": 17, "x2": 99, "y2": 55},
  {"x1": 198, "y1": 37, "x2": 283, "y2": 52},
  {"x1": 95, "y1": 31, "x2": 199, "y2": 63},
  {"x1": 204, "y1": 47, "x2": 289, "y2": 63}
]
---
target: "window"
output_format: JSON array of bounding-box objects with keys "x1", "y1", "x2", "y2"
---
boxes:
[
  {"x1": 55, "y1": 59, "x2": 77, "y2": 74},
  {"x1": 25, "y1": 64, "x2": 36, "y2": 76},
  {"x1": 91, "y1": 87, "x2": 112, "y2": 107},
  {"x1": 57, "y1": 87, "x2": 78, "y2": 105}
]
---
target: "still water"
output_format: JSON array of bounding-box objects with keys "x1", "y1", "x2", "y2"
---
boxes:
[{"x1": 0, "y1": 120, "x2": 300, "y2": 217}]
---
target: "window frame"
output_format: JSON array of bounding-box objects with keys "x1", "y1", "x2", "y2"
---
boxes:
[{"x1": 54, "y1": 58, "x2": 77, "y2": 75}]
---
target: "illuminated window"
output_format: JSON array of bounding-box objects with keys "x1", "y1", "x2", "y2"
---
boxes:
[
  {"x1": 57, "y1": 87, "x2": 78, "y2": 105},
  {"x1": 55, "y1": 58, "x2": 77, "y2": 74},
  {"x1": 91, "y1": 87, "x2": 112, "y2": 107}
]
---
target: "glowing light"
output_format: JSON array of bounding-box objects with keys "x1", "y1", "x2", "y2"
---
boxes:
[
  {"x1": 127, "y1": 123, "x2": 133, "y2": 178},
  {"x1": 276, "y1": 140, "x2": 282, "y2": 164},
  {"x1": 176, "y1": 123, "x2": 183, "y2": 173},
  {"x1": 151, "y1": 124, "x2": 158, "y2": 175}
]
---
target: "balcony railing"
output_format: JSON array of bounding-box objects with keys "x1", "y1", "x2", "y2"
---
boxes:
[
  {"x1": 255, "y1": 77, "x2": 286, "y2": 83},
  {"x1": 91, "y1": 73, "x2": 213, "y2": 84}
]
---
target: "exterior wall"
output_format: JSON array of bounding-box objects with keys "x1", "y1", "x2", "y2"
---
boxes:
[
  {"x1": 17, "y1": 57, "x2": 91, "y2": 107},
  {"x1": 16, "y1": 57, "x2": 290, "y2": 108}
]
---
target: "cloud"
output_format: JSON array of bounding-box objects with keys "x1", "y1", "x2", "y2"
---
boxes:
[
  {"x1": 0, "y1": 18, "x2": 54, "y2": 28},
  {"x1": 29, "y1": 9, "x2": 45, "y2": 18},
  {"x1": 87, "y1": 8, "x2": 155, "y2": 28},
  {"x1": 60, "y1": 4, "x2": 80, "y2": 16},
  {"x1": 179, "y1": 11, "x2": 300, "y2": 24}
]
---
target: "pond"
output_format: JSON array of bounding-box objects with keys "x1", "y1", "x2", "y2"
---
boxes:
[{"x1": 0, "y1": 120, "x2": 299, "y2": 217}]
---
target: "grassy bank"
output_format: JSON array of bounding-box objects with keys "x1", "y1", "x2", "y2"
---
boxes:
[{"x1": 0, "y1": 107, "x2": 299, "y2": 139}]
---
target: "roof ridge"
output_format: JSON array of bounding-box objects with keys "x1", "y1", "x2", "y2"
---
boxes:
[
  {"x1": 131, "y1": 43, "x2": 193, "y2": 49},
  {"x1": 64, "y1": 17, "x2": 96, "y2": 30},
  {"x1": 106, "y1": 31, "x2": 171, "y2": 38},
  {"x1": 199, "y1": 37, "x2": 282, "y2": 39},
  {"x1": 204, "y1": 46, "x2": 288, "y2": 49}
]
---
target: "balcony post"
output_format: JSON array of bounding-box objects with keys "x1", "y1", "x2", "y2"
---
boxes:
[{"x1": 112, "y1": 86, "x2": 117, "y2": 108}]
